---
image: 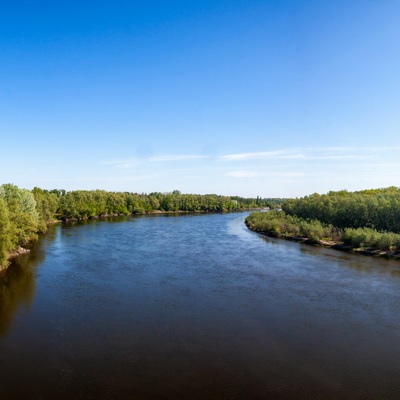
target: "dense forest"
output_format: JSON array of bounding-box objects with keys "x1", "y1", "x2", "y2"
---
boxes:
[
  {"x1": 0, "y1": 184, "x2": 272, "y2": 269},
  {"x1": 282, "y1": 187, "x2": 400, "y2": 233},
  {"x1": 246, "y1": 187, "x2": 400, "y2": 255}
]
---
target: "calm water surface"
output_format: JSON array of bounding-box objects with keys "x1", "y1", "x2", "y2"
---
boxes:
[{"x1": 0, "y1": 212, "x2": 400, "y2": 399}]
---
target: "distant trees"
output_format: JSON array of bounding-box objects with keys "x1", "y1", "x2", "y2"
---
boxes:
[
  {"x1": 262, "y1": 198, "x2": 285, "y2": 209},
  {"x1": 55, "y1": 190, "x2": 262, "y2": 218}
]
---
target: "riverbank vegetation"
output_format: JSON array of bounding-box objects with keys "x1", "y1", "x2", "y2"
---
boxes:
[
  {"x1": 245, "y1": 210, "x2": 342, "y2": 243},
  {"x1": 0, "y1": 184, "x2": 269, "y2": 269},
  {"x1": 282, "y1": 187, "x2": 400, "y2": 232},
  {"x1": 246, "y1": 187, "x2": 400, "y2": 258}
]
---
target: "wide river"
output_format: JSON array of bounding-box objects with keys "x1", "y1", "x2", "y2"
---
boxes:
[{"x1": 1, "y1": 212, "x2": 400, "y2": 399}]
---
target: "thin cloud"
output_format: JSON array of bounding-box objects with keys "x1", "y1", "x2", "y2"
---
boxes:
[
  {"x1": 36, "y1": 175, "x2": 156, "y2": 184},
  {"x1": 361, "y1": 162, "x2": 400, "y2": 168},
  {"x1": 227, "y1": 170, "x2": 306, "y2": 178},
  {"x1": 226, "y1": 171, "x2": 263, "y2": 178},
  {"x1": 315, "y1": 146, "x2": 400, "y2": 152},
  {"x1": 307, "y1": 155, "x2": 373, "y2": 160},
  {"x1": 149, "y1": 154, "x2": 209, "y2": 162},
  {"x1": 104, "y1": 154, "x2": 209, "y2": 167},
  {"x1": 220, "y1": 146, "x2": 395, "y2": 162},
  {"x1": 221, "y1": 150, "x2": 305, "y2": 161},
  {"x1": 103, "y1": 159, "x2": 138, "y2": 169}
]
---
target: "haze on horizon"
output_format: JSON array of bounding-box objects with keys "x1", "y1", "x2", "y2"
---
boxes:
[{"x1": 1, "y1": 0, "x2": 400, "y2": 198}]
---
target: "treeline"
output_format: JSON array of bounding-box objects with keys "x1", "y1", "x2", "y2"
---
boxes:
[
  {"x1": 0, "y1": 184, "x2": 265, "y2": 268},
  {"x1": 261, "y1": 197, "x2": 285, "y2": 209},
  {"x1": 56, "y1": 189, "x2": 266, "y2": 219},
  {"x1": 246, "y1": 187, "x2": 400, "y2": 254},
  {"x1": 282, "y1": 187, "x2": 400, "y2": 233}
]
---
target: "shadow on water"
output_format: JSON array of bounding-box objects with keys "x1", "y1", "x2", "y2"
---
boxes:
[{"x1": 0, "y1": 225, "x2": 57, "y2": 336}]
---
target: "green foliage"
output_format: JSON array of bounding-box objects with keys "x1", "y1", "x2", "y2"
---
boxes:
[
  {"x1": 0, "y1": 197, "x2": 12, "y2": 268},
  {"x1": 282, "y1": 187, "x2": 400, "y2": 233},
  {"x1": 0, "y1": 184, "x2": 66, "y2": 268},
  {"x1": 55, "y1": 190, "x2": 259, "y2": 219},
  {"x1": 261, "y1": 198, "x2": 286, "y2": 209},
  {"x1": 342, "y1": 228, "x2": 400, "y2": 251},
  {"x1": 245, "y1": 210, "x2": 341, "y2": 243},
  {"x1": 0, "y1": 184, "x2": 39, "y2": 247},
  {"x1": 249, "y1": 187, "x2": 400, "y2": 253},
  {"x1": 32, "y1": 187, "x2": 59, "y2": 232}
]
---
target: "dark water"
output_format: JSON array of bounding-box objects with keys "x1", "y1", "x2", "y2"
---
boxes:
[{"x1": 1, "y1": 212, "x2": 400, "y2": 399}]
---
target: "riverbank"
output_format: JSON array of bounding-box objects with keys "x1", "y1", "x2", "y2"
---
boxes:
[
  {"x1": 60, "y1": 208, "x2": 264, "y2": 222},
  {"x1": 245, "y1": 220, "x2": 400, "y2": 260},
  {"x1": 0, "y1": 248, "x2": 30, "y2": 272},
  {"x1": 8, "y1": 247, "x2": 30, "y2": 258}
]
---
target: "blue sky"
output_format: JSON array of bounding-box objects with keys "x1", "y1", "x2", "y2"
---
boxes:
[{"x1": 1, "y1": 0, "x2": 400, "y2": 197}]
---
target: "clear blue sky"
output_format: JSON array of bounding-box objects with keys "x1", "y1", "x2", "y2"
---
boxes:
[{"x1": 1, "y1": 0, "x2": 400, "y2": 197}]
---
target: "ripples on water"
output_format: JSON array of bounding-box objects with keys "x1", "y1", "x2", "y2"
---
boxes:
[{"x1": 0, "y1": 213, "x2": 400, "y2": 399}]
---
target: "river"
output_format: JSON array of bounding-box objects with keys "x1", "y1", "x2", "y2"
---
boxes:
[{"x1": 0, "y1": 212, "x2": 399, "y2": 399}]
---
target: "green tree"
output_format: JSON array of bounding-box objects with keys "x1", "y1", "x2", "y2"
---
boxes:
[
  {"x1": 0, "y1": 184, "x2": 39, "y2": 247},
  {"x1": 32, "y1": 187, "x2": 59, "y2": 231},
  {"x1": 0, "y1": 197, "x2": 12, "y2": 268}
]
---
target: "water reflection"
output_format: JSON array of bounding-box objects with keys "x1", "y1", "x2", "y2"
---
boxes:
[{"x1": 0, "y1": 225, "x2": 56, "y2": 336}]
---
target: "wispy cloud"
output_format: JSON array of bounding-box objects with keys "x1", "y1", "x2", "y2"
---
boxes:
[
  {"x1": 219, "y1": 146, "x2": 396, "y2": 162},
  {"x1": 361, "y1": 162, "x2": 400, "y2": 168},
  {"x1": 314, "y1": 146, "x2": 400, "y2": 152},
  {"x1": 103, "y1": 159, "x2": 139, "y2": 169},
  {"x1": 226, "y1": 171, "x2": 262, "y2": 178},
  {"x1": 300, "y1": 146, "x2": 400, "y2": 159},
  {"x1": 36, "y1": 175, "x2": 157, "y2": 183},
  {"x1": 149, "y1": 154, "x2": 209, "y2": 162},
  {"x1": 227, "y1": 170, "x2": 306, "y2": 178},
  {"x1": 104, "y1": 154, "x2": 209, "y2": 167},
  {"x1": 221, "y1": 150, "x2": 305, "y2": 161},
  {"x1": 308, "y1": 155, "x2": 373, "y2": 160}
]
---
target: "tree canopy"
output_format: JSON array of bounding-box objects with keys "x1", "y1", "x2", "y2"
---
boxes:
[
  {"x1": 282, "y1": 187, "x2": 400, "y2": 233},
  {"x1": 246, "y1": 187, "x2": 400, "y2": 253}
]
